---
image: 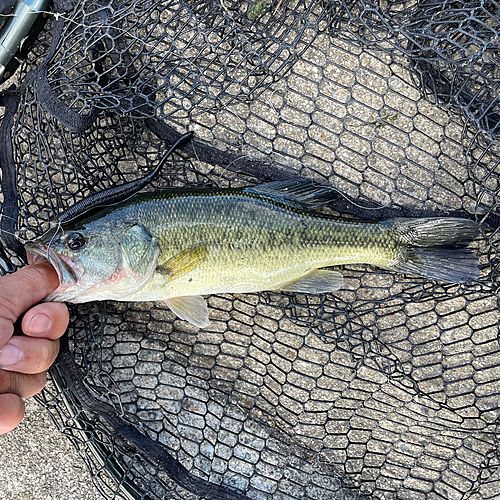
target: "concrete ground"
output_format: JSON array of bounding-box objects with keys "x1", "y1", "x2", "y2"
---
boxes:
[{"x1": 0, "y1": 398, "x2": 101, "y2": 500}]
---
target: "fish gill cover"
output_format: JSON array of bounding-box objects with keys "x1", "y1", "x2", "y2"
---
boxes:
[{"x1": 0, "y1": 0, "x2": 499, "y2": 499}]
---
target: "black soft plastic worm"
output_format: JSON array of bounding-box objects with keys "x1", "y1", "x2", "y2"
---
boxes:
[{"x1": 58, "y1": 132, "x2": 193, "y2": 224}]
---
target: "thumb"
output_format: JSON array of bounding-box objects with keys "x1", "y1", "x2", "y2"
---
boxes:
[{"x1": 0, "y1": 262, "x2": 60, "y2": 324}]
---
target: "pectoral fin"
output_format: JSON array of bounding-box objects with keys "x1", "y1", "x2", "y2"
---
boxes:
[
  {"x1": 166, "y1": 296, "x2": 210, "y2": 328},
  {"x1": 157, "y1": 243, "x2": 208, "y2": 280},
  {"x1": 281, "y1": 270, "x2": 344, "y2": 294}
]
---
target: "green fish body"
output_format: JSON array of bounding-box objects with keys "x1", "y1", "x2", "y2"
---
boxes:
[{"x1": 25, "y1": 181, "x2": 480, "y2": 327}]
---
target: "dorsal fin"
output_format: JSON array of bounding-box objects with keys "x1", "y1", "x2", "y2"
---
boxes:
[{"x1": 245, "y1": 179, "x2": 336, "y2": 210}]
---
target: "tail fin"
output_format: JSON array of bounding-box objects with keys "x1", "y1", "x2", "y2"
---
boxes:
[{"x1": 383, "y1": 218, "x2": 480, "y2": 283}]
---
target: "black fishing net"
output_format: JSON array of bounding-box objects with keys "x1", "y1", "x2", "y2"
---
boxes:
[{"x1": 0, "y1": 0, "x2": 499, "y2": 499}]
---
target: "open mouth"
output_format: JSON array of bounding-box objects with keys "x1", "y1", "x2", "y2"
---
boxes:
[
  {"x1": 27, "y1": 251, "x2": 48, "y2": 266},
  {"x1": 26, "y1": 244, "x2": 79, "y2": 294}
]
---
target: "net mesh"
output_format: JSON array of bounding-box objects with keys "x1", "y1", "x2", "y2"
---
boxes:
[{"x1": 0, "y1": 1, "x2": 499, "y2": 499}]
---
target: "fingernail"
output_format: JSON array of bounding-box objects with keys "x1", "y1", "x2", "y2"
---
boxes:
[
  {"x1": 27, "y1": 313, "x2": 52, "y2": 334},
  {"x1": 0, "y1": 344, "x2": 23, "y2": 367}
]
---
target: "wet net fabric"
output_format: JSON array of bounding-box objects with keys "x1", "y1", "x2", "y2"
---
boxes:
[{"x1": 0, "y1": 1, "x2": 499, "y2": 499}]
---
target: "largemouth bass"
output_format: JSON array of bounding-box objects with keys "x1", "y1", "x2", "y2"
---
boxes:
[{"x1": 25, "y1": 180, "x2": 480, "y2": 328}]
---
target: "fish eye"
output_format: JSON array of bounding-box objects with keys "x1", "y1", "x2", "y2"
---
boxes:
[{"x1": 66, "y1": 233, "x2": 86, "y2": 251}]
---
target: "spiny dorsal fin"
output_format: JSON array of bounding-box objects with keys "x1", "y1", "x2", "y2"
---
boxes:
[{"x1": 245, "y1": 179, "x2": 336, "y2": 210}]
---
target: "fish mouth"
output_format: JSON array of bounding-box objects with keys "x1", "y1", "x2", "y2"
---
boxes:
[{"x1": 26, "y1": 244, "x2": 80, "y2": 297}]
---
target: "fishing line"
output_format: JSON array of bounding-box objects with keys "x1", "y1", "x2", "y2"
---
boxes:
[
  {"x1": 45, "y1": 223, "x2": 63, "y2": 263},
  {"x1": 0, "y1": 227, "x2": 26, "y2": 242}
]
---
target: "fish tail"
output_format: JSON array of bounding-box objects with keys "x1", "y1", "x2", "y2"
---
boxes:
[{"x1": 383, "y1": 218, "x2": 480, "y2": 283}]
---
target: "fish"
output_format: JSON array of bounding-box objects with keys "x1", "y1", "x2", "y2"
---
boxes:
[{"x1": 25, "y1": 180, "x2": 480, "y2": 328}]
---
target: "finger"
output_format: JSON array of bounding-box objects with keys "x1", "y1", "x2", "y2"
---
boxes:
[
  {"x1": 0, "y1": 261, "x2": 60, "y2": 320},
  {"x1": 21, "y1": 302, "x2": 69, "y2": 339},
  {"x1": 0, "y1": 262, "x2": 60, "y2": 347},
  {"x1": 0, "y1": 369, "x2": 46, "y2": 398},
  {"x1": 0, "y1": 337, "x2": 59, "y2": 374},
  {"x1": 0, "y1": 393, "x2": 25, "y2": 435}
]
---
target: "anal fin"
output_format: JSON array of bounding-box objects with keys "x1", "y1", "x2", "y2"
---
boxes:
[
  {"x1": 166, "y1": 295, "x2": 209, "y2": 328},
  {"x1": 281, "y1": 269, "x2": 344, "y2": 294}
]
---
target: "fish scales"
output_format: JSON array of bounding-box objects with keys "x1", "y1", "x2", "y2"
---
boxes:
[{"x1": 123, "y1": 191, "x2": 398, "y2": 299}]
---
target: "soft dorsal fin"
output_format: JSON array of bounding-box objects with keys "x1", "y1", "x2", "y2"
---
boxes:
[{"x1": 245, "y1": 179, "x2": 336, "y2": 210}]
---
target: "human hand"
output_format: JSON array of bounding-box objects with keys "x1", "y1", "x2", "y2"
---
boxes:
[{"x1": 0, "y1": 262, "x2": 69, "y2": 435}]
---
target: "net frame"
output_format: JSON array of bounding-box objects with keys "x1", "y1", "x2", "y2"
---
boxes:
[{"x1": 0, "y1": 1, "x2": 498, "y2": 500}]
